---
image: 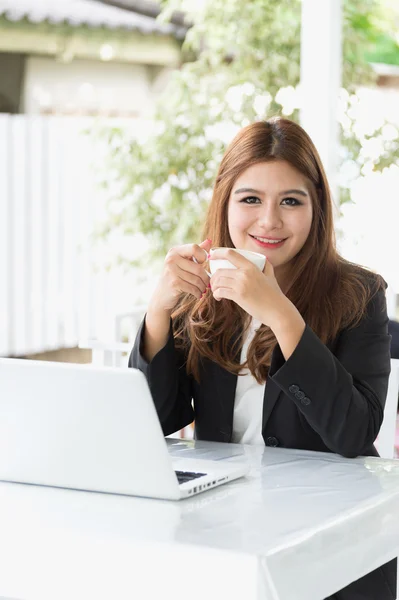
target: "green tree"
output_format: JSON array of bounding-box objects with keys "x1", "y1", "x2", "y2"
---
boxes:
[{"x1": 96, "y1": 0, "x2": 399, "y2": 269}]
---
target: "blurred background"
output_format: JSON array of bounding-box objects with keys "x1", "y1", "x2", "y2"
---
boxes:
[{"x1": 0, "y1": 0, "x2": 398, "y2": 366}]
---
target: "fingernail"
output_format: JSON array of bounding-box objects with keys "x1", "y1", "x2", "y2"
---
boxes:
[
  {"x1": 207, "y1": 253, "x2": 211, "y2": 259},
  {"x1": 207, "y1": 283, "x2": 211, "y2": 289},
  {"x1": 206, "y1": 238, "x2": 212, "y2": 243}
]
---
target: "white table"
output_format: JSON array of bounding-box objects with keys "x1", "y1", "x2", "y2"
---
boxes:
[{"x1": 1, "y1": 440, "x2": 399, "y2": 600}]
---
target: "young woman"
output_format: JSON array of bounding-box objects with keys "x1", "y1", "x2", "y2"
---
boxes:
[{"x1": 129, "y1": 117, "x2": 395, "y2": 600}]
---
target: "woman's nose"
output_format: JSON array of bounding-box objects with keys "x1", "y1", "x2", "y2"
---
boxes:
[{"x1": 257, "y1": 206, "x2": 283, "y2": 229}]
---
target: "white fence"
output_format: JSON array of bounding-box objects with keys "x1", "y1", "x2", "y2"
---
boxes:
[{"x1": 0, "y1": 114, "x2": 147, "y2": 357}]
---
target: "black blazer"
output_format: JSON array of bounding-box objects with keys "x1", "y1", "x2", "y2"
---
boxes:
[
  {"x1": 129, "y1": 286, "x2": 396, "y2": 600},
  {"x1": 130, "y1": 287, "x2": 391, "y2": 458}
]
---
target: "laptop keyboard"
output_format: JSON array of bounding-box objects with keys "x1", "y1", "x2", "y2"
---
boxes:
[{"x1": 175, "y1": 470, "x2": 207, "y2": 485}]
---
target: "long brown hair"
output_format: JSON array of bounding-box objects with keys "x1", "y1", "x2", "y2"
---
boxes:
[{"x1": 172, "y1": 117, "x2": 384, "y2": 383}]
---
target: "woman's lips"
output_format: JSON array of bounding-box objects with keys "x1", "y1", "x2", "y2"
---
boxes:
[{"x1": 250, "y1": 234, "x2": 286, "y2": 249}]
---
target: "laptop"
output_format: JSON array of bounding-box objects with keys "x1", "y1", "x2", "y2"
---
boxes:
[{"x1": 0, "y1": 358, "x2": 249, "y2": 500}]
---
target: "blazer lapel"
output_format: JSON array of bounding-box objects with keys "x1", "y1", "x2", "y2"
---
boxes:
[
  {"x1": 212, "y1": 328, "x2": 285, "y2": 440},
  {"x1": 215, "y1": 363, "x2": 237, "y2": 440},
  {"x1": 262, "y1": 377, "x2": 282, "y2": 428},
  {"x1": 213, "y1": 327, "x2": 241, "y2": 441}
]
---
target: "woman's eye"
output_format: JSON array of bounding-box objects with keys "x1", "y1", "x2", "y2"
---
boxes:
[
  {"x1": 240, "y1": 196, "x2": 261, "y2": 204},
  {"x1": 281, "y1": 197, "x2": 301, "y2": 206}
]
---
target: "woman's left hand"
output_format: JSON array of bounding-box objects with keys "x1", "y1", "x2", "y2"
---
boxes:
[{"x1": 209, "y1": 248, "x2": 288, "y2": 327}]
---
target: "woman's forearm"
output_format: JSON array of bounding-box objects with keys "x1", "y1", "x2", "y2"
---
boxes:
[
  {"x1": 269, "y1": 299, "x2": 306, "y2": 362},
  {"x1": 142, "y1": 305, "x2": 172, "y2": 363}
]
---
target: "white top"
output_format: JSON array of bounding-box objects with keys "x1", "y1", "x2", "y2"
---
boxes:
[{"x1": 232, "y1": 318, "x2": 266, "y2": 445}]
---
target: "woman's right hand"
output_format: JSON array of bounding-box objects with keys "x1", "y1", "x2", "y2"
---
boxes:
[{"x1": 149, "y1": 239, "x2": 212, "y2": 314}]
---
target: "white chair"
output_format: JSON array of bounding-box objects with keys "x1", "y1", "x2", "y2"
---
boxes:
[
  {"x1": 114, "y1": 305, "x2": 148, "y2": 349},
  {"x1": 79, "y1": 304, "x2": 147, "y2": 367},
  {"x1": 375, "y1": 359, "x2": 399, "y2": 459},
  {"x1": 386, "y1": 285, "x2": 398, "y2": 319},
  {"x1": 78, "y1": 339, "x2": 133, "y2": 367}
]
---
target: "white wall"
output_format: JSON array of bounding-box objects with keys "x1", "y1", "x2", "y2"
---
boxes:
[{"x1": 23, "y1": 56, "x2": 167, "y2": 117}]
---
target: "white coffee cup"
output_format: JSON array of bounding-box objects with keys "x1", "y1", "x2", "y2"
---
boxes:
[{"x1": 209, "y1": 247, "x2": 266, "y2": 274}]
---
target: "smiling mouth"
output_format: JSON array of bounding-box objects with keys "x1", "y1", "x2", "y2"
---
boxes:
[{"x1": 249, "y1": 234, "x2": 287, "y2": 245}]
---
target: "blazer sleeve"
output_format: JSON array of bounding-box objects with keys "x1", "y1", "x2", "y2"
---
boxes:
[
  {"x1": 128, "y1": 316, "x2": 194, "y2": 436},
  {"x1": 269, "y1": 288, "x2": 391, "y2": 458}
]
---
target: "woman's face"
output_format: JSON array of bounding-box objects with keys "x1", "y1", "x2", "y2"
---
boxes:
[{"x1": 227, "y1": 160, "x2": 313, "y2": 282}]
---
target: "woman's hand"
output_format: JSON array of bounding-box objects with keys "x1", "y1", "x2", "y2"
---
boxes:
[
  {"x1": 209, "y1": 249, "x2": 288, "y2": 327},
  {"x1": 148, "y1": 239, "x2": 212, "y2": 314},
  {"x1": 210, "y1": 248, "x2": 306, "y2": 359}
]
